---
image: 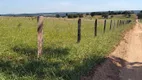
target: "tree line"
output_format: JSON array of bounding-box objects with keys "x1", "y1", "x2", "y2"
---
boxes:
[
  {"x1": 56, "y1": 13, "x2": 84, "y2": 18},
  {"x1": 137, "y1": 11, "x2": 142, "y2": 19},
  {"x1": 90, "y1": 11, "x2": 133, "y2": 18},
  {"x1": 56, "y1": 11, "x2": 134, "y2": 18}
]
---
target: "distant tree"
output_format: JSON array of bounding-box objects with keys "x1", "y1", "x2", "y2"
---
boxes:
[
  {"x1": 67, "y1": 14, "x2": 78, "y2": 18},
  {"x1": 102, "y1": 13, "x2": 109, "y2": 19},
  {"x1": 96, "y1": 12, "x2": 102, "y2": 15},
  {"x1": 67, "y1": 14, "x2": 84, "y2": 18},
  {"x1": 110, "y1": 15, "x2": 114, "y2": 18},
  {"x1": 66, "y1": 13, "x2": 68, "y2": 17},
  {"x1": 86, "y1": 13, "x2": 90, "y2": 15},
  {"x1": 79, "y1": 14, "x2": 83, "y2": 18},
  {"x1": 67, "y1": 14, "x2": 73, "y2": 18},
  {"x1": 56, "y1": 14, "x2": 60, "y2": 18},
  {"x1": 127, "y1": 14, "x2": 131, "y2": 18},
  {"x1": 130, "y1": 11, "x2": 134, "y2": 14},
  {"x1": 108, "y1": 11, "x2": 114, "y2": 15},
  {"x1": 90, "y1": 12, "x2": 96, "y2": 17},
  {"x1": 117, "y1": 11, "x2": 122, "y2": 15},
  {"x1": 137, "y1": 12, "x2": 142, "y2": 19},
  {"x1": 73, "y1": 14, "x2": 78, "y2": 18},
  {"x1": 62, "y1": 16, "x2": 66, "y2": 18},
  {"x1": 120, "y1": 11, "x2": 131, "y2": 18}
]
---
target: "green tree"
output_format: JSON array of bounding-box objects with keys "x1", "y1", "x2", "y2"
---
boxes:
[
  {"x1": 67, "y1": 14, "x2": 73, "y2": 18},
  {"x1": 66, "y1": 13, "x2": 68, "y2": 17},
  {"x1": 79, "y1": 14, "x2": 83, "y2": 18},
  {"x1": 86, "y1": 13, "x2": 90, "y2": 15},
  {"x1": 56, "y1": 14, "x2": 60, "y2": 18},
  {"x1": 73, "y1": 14, "x2": 78, "y2": 18},
  {"x1": 90, "y1": 12, "x2": 96, "y2": 17},
  {"x1": 110, "y1": 15, "x2": 114, "y2": 18},
  {"x1": 122, "y1": 11, "x2": 132, "y2": 18},
  {"x1": 137, "y1": 11, "x2": 142, "y2": 19},
  {"x1": 102, "y1": 13, "x2": 109, "y2": 19}
]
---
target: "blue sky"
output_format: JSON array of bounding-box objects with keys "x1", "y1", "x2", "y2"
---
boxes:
[{"x1": 0, "y1": 0, "x2": 142, "y2": 14}]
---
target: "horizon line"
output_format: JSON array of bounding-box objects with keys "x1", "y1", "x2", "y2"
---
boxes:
[{"x1": 0, "y1": 9, "x2": 141, "y2": 15}]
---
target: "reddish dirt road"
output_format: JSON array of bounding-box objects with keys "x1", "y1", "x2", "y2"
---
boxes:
[
  {"x1": 119, "y1": 20, "x2": 142, "y2": 80},
  {"x1": 82, "y1": 20, "x2": 142, "y2": 80}
]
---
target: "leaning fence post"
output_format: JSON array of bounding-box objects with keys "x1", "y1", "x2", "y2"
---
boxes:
[
  {"x1": 104, "y1": 20, "x2": 106, "y2": 33},
  {"x1": 94, "y1": 19, "x2": 97, "y2": 37},
  {"x1": 77, "y1": 18, "x2": 81, "y2": 43},
  {"x1": 37, "y1": 16, "x2": 44, "y2": 58},
  {"x1": 110, "y1": 20, "x2": 112, "y2": 30}
]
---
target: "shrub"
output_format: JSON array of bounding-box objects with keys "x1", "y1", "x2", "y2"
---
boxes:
[
  {"x1": 67, "y1": 14, "x2": 74, "y2": 18},
  {"x1": 79, "y1": 14, "x2": 83, "y2": 18},
  {"x1": 86, "y1": 13, "x2": 90, "y2": 15},
  {"x1": 73, "y1": 14, "x2": 78, "y2": 18},
  {"x1": 137, "y1": 11, "x2": 142, "y2": 19},
  {"x1": 67, "y1": 14, "x2": 83, "y2": 18},
  {"x1": 102, "y1": 13, "x2": 109, "y2": 19},
  {"x1": 56, "y1": 14, "x2": 60, "y2": 18},
  {"x1": 110, "y1": 15, "x2": 114, "y2": 18},
  {"x1": 90, "y1": 12, "x2": 96, "y2": 17}
]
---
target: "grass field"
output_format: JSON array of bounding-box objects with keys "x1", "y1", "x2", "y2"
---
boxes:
[{"x1": 0, "y1": 16, "x2": 135, "y2": 80}]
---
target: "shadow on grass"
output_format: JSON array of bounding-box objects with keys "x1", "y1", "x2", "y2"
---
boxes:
[
  {"x1": 12, "y1": 44, "x2": 70, "y2": 58},
  {"x1": 0, "y1": 52, "x2": 106, "y2": 80},
  {"x1": 0, "y1": 44, "x2": 125, "y2": 80},
  {"x1": 0, "y1": 59, "x2": 62, "y2": 79},
  {"x1": 59, "y1": 55, "x2": 106, "y2": 80}
]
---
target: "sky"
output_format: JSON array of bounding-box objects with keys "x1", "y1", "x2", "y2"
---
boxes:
[{"x1": 0, "y1": 0, "x2": 142, "y2": 14}]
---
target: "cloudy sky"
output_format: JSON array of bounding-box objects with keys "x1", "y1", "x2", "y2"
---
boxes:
[{"x1": 0, "y1": 0, "x2": 142, "y2": 14}]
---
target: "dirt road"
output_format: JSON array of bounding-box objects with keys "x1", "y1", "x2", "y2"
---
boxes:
[
  {"x1": 82, "y1": 20, "x2": 142, "y2": 80},
  {"x1": 119, "y1": 20, "x2": 142, "y2": 80}
]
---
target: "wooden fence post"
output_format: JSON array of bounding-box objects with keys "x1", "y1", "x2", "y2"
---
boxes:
[
  {"x1": 110, "y1": 20, "x2": 112, "y2": 30},
  {"x1": 104, "y1": 20, "x2": 106, "y2": 33},
  {"x1": 94, "y1": 19, "x2": 97, "y2": 37},
  {"x1": 37, "y1": 16, "x2": 44, "y2": 58},
  {"x1": 117, "y1": 20, "x2": 119, "y2": 27},
  {"x1": 119, "y1": 20, "x2": 121, "y2": 26},
  {"x1": 77, "y1": 18, "x2": 81, "y2": 43},
  {"x1": 124, "y1": 20, "x2": 125, "y2": 25},
  {"x1": 113, "y1": 20, "x2": 116, "y2": 29},
  {"x1": 122, "y1": 20, "x2": 124, "y2": 26}
]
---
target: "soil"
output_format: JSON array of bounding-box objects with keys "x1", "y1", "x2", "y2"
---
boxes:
[{"x1": 81, "y1": 20, "x2": 142, "y2": 80}]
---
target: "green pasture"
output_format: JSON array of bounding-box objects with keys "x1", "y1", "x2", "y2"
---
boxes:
[{"x1": 0, "y1": 16, "x2": 135, "y2": 80}]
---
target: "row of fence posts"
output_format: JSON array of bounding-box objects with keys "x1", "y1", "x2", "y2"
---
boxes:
[
  {"x1": 37, "y1": 16, "x2": 132, "y2": 58},
  {"x1": 77, "y1": 18, "x2": 132, "y2": 43}
]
